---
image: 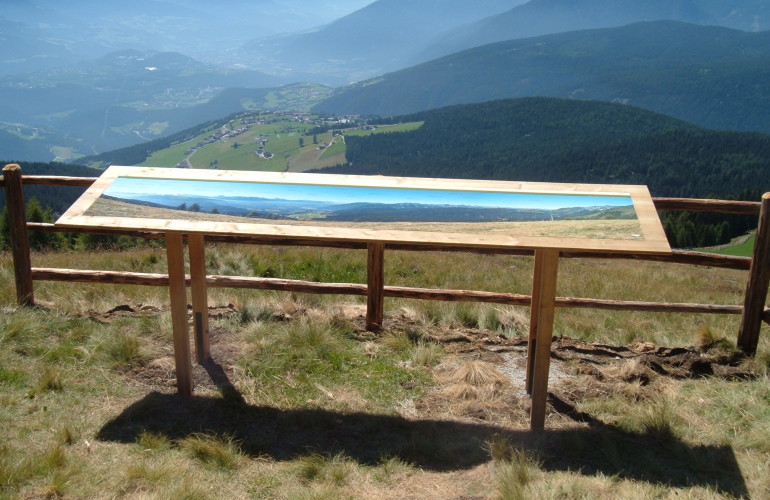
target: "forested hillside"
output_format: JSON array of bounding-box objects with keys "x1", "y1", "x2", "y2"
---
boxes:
[
  {"x1": 316, "y1": 98, "x2": 770, "y2": 247},
  {"x1": 320, "y1": 98, "x2": 768, "y2": 196},
  {"x1": 317, "y1": 21, "x2": 770, "y2": 134}
]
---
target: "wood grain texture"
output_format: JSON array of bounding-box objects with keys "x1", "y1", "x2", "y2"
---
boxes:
[
  {"x1": 738, "y1": 193, "x2": 770, "y2": 354},
  {"x1": 188, "y1": 233, "x2": 210, "y2": 363},
  {"x1": 166, "y1": 232, "x2": 193, "y2": 396},
  {"x1": 55, "y1": 166, "x2": 671, "y2": 254},
  {"x1": 3, "y1": 164, "x2": 34, "y2": 305},
  {"x1": 529, "y1": 249, "x2": 560, "y2": 432},
  {"x1": 367, "y1": 242, "x2": 386, "y2": 331}
]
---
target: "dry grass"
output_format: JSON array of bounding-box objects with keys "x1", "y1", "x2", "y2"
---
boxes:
[{"x1": 1, "y1": 245, "x2": 769, "y2": 499}]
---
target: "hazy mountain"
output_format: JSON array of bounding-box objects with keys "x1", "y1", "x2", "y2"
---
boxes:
[
  {"x1": 0, "y1": 47, "x2": 336, "y2": 160},
  {"x1": 316, "y1": 21, "x2": 770, "y2": 134},
  {"x1": 237, "y1": 0, "x2": 525, "y2": 84},
  {"x1": 415, "y1": 0, "x2": 716, "y2": 63},
  {"x1": 0, "y1": 0, "x2": 374, "y2": 75}
]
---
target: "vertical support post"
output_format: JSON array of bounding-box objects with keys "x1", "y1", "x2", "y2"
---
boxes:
[
  {"x1": 738, "y1": 192, "x2": 770, "y2": 356},
  {"x1": 529, "y1": 249, "x2": 559, "y2": 432},
  {"x1": 2, "y1": 164, "x2": 34, "y2": 306},
  {"x1": 525, "y1": 248, "x2": 544, "y2": 395},
  {"x1": 366, "y1": 241, "x2": 385, "y2": 331},
  {"x1": 188, "y1": 233, "x2": 210, "y2": 363},
  {"x1": 166, "y1": 231, "x2": 193, "y2": 396}
]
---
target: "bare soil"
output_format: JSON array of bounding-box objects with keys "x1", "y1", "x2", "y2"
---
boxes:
[{"x1": 90, "y1": 303, "x2": 757, "y2": 429}]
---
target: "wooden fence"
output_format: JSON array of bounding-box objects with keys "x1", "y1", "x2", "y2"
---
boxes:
[{"x1": 3, "y1": 163, "x2": 769, "y2": 355}]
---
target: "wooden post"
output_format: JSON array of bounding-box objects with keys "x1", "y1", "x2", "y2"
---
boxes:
[
  {"x1": 529, "y1": 249, "x2": 559, "y2": 432},
  {"x1": 2, "y1": 164, "x2": 34, "y2": 306},
  {"x1": 188, "y1": 233, "x2": 210, "y2": 363},
  {"x1": 166, "y1": 232, "x2": 193, "y2": 396},
  {"x1": 738, "y1": 193, "x2": 770, "y2": 355},
  {"x1": 525, "y1": 248, "x2": 544, "y2": 395},
  {"x1": 366, "y1": 242, "x2": 385, "y2": 331}
]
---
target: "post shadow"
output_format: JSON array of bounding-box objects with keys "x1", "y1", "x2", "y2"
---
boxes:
[{"x1": 97, "y1": 389, "x2": 749, "y2": 498}]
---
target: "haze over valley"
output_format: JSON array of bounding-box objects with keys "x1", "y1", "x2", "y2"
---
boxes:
[{"x1": 2, "y1": 0, "x2": 770, "y2": 217}]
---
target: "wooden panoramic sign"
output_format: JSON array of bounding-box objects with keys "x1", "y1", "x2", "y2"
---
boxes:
[{"x1": 56, "y1": 166, "x2": 670, "y2": 253}]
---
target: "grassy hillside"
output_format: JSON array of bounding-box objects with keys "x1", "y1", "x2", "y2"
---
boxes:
[
  {"x1": 78, "y1": 112, "x2": 422, "y2": 172},
  {"x1": 0, "y1": 244, "x2": 768, "y2": 498}
]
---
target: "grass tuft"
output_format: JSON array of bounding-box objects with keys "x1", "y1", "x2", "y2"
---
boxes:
[
  {"x1": 28, "y1": 367, "x2": 64, "y2": 398},
  {"x1": 292, "y1": 453, "x2": 355, "y2": 486},
  {"x1": 103, "y1": 330, "x2": 144, "y2": 367},
  {"x1": 238, "y1": 300, "x2": 274, "y2": 324},
  {"x1": 410, "y1": 340, "x2": 444, "y2": 367},
  {"x1": 489, "y1": 439, "x2": 540, "y2": 500},
  {"x1": 180, "y1": 433, "x2": 243, "y2": 470},
  {"x1": 137, "y1": 431, "x2": 173, "y2": 452}
]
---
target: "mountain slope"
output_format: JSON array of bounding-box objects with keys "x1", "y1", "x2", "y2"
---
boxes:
[
  {"x1": 416, "y1": 0, "x2": 715, "y2": 63},
  {"x1": 317, "y1": 97, "x2": 770, "y2": 199},
  {"x1": 316, "y1": 21, "x2": 770, "y2": 133},
  {"x1": 237, "y1": 0, "x2": 523, "y2": 83}
]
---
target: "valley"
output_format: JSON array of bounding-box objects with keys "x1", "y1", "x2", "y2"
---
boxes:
[{"x1": 93, "y1": 111, "x2": 422, "y2": 173}]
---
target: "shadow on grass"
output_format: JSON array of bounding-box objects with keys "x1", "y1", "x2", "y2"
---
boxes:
[{"x1": 97, "y1": 362, "x2": 748, "y2": 498}]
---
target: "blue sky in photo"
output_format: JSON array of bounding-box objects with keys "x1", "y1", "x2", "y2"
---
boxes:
[{"x1": 105, "y1": 176, "x2": 634, "y2": 210}]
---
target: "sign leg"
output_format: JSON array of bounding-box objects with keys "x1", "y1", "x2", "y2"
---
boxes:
[
  {"x1": 188, "y1": 233, "x2": 210, "y2": 363},
  {"x1": 166, "y1": 232, "x2": 193, "y2": 396},
  {"x1": 366, "y1": 242, "x2": 385, "y2": 331},
  {"x1": 529, "y1": 249, "x2": 559, "y2": 431}
]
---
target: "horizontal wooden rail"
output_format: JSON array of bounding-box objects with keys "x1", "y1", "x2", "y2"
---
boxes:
[
  {"x1": 653, "y1": 197, "x2": 761, "y2": 215},
  {"x1": 25, "y1": 222, "x2": 752, "y2": 270},
  {"x1": 31, "y1": 268, "x2": 171, "y2": 286},
  {"x1": 21, "y1": 175, "x2": 98, "y2": 187},
  {"x1": 30, "y1": 267, "x2": 745, "y2": 316},
  {"x1": 206, "y1": 274, "x2": 368, "y2": 296},
  {"x1": 6, "y1": 174, "x2": 763, "y2": 213}
]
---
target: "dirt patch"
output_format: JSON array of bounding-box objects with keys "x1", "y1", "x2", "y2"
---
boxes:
[{"x1": 100, "y1": 303, "x2": 758, "y2": 428}]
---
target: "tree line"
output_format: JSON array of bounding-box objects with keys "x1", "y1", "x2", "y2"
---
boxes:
[{"x1": 318, "y1": 98, "x2": 770, "y2": 247}]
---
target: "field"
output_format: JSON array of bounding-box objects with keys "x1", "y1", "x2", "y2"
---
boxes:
[
  {"x1": 84, "y1": 198, "x2": 645, "y2": 241},
  {"x1": 1, "y1": 243, "x2": 768, "y2": 499},
  {"x1": 138, "y1": 113, "x2": 424, "y2": 172},
  {"x1": 710, "y1": 235, "x2": 757, "y2": 258}
]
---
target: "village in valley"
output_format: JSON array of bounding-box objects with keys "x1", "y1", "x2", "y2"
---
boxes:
[{"x1": 160, "y1": 111, "x2": 374, "y2": 172}]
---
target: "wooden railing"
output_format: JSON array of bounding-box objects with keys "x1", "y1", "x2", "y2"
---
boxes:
[{"x1": 3, "y1": 163, "x2": 769, "y2": 355}]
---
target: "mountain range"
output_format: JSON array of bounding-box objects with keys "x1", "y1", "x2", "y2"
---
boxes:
[
  {"x1": 237, "y1": 0, "x2": 524, "y2": 84},
  {"x1": 0, "y1": 0, "x2": 373, "y2": 75},
  {"x1": 238, "y1": 0, "x2": 769, "y2": 82},
  {"x1": 2, "y1": 0, "x2": 770, "y2": 163},
  {"x1": 317, "y1": 21, "x2": 770, "y2": 133},
  {"x1": 413, "y1": 0, "x2": 769, "y2": 63},
  {"x1": 103, "y1": 193, "x2": 635, "y2": 224}
]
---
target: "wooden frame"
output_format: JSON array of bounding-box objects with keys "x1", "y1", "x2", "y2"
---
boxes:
[
  {"x1": 55, "y1": 166, "x2": 671, "y2": 431},
  {"x1": 57, "y1": 166, "x2": 669, "y2": 253}
]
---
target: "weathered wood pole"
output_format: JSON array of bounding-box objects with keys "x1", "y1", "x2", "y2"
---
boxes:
[
  {"x1": 366, "y1": 242, "x2": 385, "y2": 331},
  {"x1": 166, "y1": 232, "x2": 193, "y2": 396},
  {"x1": 2, "y1": 164, "x2": 34, "y2": 306},
  {"x1": 188, "y1": 233, "x2": 210, "y2": 363},
  {"x1": 528, "y1": 249, "x2": 560, "y2": 432},
  {"x1": 738, "y1": 193, "x2": 770, "y2": 355}
]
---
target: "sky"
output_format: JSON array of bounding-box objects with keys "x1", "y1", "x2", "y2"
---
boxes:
[{"x1": 104, "y1": 176, "x2": 634, "y2": 210}]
